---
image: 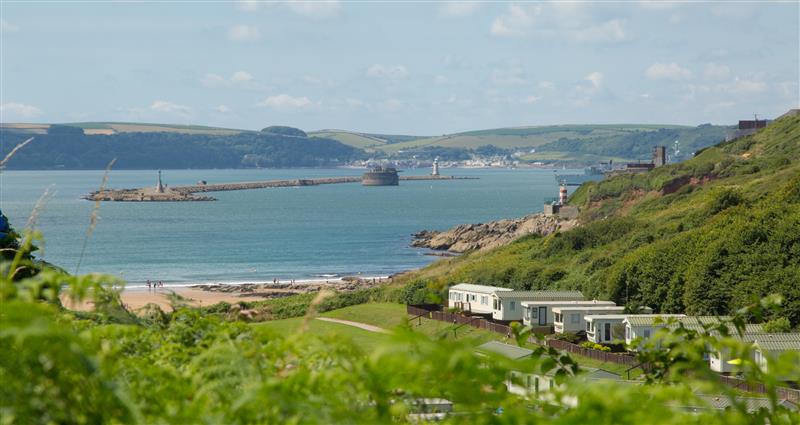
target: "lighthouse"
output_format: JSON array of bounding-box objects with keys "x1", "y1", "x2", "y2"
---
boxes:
[
  {"x1": 559, "y1": 182, "x2": 568, "y2": 205},
  {"x1": 431, "y1": 157, "x2": 440, "y2": 176}
]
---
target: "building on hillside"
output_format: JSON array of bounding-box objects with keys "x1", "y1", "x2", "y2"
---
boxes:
[
  {"x1": 475, "y1": 341, "x2": 620, "y2": 396},
  {"x1": 725, "y1": 114, "x2": 771, "y2": 141},
  {"x1": 552, "y1": 306, "x2": 626, "y2": 334},
  {"x1": 677, "y1": 394, "x2": 798, "y2": 414},
  {"x1": 585, "y1": 314, "x2": 628, "y2": 344},
  {"x1": 491, "y1": 290, "x2": 585, "y2": 322},
  {"x1": 752, "y1": 336, "x2": 800, "y2": 374},
  {"x1": 653, "y1": 145, "x2": 667, "y2": 167},
  {"x1": 522, "y1": 300, "x2": 616, "y2": 328},
  {"x1": 447, "y1": 283, "x2": 511, "y2": 315},
  {"x1": 709, "y1": 331, "x2": 800, "y2": 374},
  {"x1": 622, "y1": 314, "x2": 688, "y2": 347}
]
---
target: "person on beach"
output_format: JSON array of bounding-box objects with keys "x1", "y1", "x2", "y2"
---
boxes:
[
  {"x1": 158, "y1": 280, "x2": 163, "y2": 288},
  {"x1": 146, "y1": 279, "x2": 151, "y2": 290}
]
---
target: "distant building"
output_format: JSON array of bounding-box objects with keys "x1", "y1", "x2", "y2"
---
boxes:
[
  {"x1": 447, "y1": 283, "x2": 511, "y2": 315},
  {"x1": 492, "y1": 290, "x2": 585, "y2": 322},
  {"x1": 653, "y1": 145, "x2": 667, "y2": 167}
]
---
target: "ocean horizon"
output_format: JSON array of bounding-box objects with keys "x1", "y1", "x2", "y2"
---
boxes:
[{"x1": 3, "y1": 167, "x2": 571, "y2": 287}]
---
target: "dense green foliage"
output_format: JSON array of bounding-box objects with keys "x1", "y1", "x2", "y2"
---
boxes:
[
  {"x1": 0, "y1": 126, "x2": 363, "y2": 169},
  {"x1": 406, "y1": 114, "x2": 800, "y2": 327},
  {"x1": 260, "y1": 126, "x2": 307, "y2": 137},
  {"x1": 2, "y1": 195, "x2": 799, "y2": 424}
]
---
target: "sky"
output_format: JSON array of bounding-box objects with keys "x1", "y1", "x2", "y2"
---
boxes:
[{"x1": 1, "y1": 1, "x2": 798, "y2": 135}]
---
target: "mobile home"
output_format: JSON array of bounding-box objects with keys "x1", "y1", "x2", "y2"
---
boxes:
[
  {"x1": 491, "y1": 290, "x2": 585, "y2": 322},
  {"x1": 522, "y1": 300, "x2": 616, "y2": 327},
  {"x1": 447, "y1": 283, "x2": 511, "y2": 314},
  {"x1": 622, "y1": 314, "x2": 687, "y2": 347},
  {"x1": 585, "y1": 314, "x2": 629, "y2": 343},
  {"x1": 553, "y1": 306, "x2": 625, "y2": 334}
]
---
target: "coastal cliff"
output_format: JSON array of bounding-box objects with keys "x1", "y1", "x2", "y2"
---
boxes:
[{"x1": 412, "y1": 213, "x2": 576, "y2": 253}]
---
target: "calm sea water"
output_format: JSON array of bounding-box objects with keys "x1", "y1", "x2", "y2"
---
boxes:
[{"x1": 1, "y1": 168, "x2": 568, "y2": 287}]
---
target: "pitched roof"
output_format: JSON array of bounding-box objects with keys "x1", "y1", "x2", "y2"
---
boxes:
[
  {"x1": 552, "y1": 306, "x2": 625, "y2": 313},
  {"x1": 683, "y1": 395, "x2": 799, "y2": 413},
  {"x1": 494, "y1": 290, "x2": 585, "y2": 301},
  {"x1": 475, "y1": 341, "x2": 533, "y2": 360},
  {"x1": 623, "y1": 314, "x2": 687, "y2": 327},
  {"x1": 520, "y1": 300, "x2": 616, "y2": 307},
  {"x1": 449, "y1": 283, "x2": 512, "y2": 294},
  {"x1": 752, "y1": 334, "x2": 800, "y2": 352}
]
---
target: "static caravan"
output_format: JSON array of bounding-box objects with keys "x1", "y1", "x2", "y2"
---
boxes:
[
  {"x1": 553, "y1": 306, "x2": 625, "y2": 334},
  {"x1": 753, "y1": 336, "x2": 800, "y2": 374},
  {"x1": 522, "y1": 300, "x2": 616, "y2": 327},
  {"x1": 585, "y1": 314, "x2": 629, "y2": 343},
  {"x1": 447, "y1": 283, "x2": 511, "y2": 314},
  {"x1": 491, "y1": 290, "x2": 585, "y2": 322},
  {"x1": 708, "y1": 331, "x2": 799, "y2": 374},
  {"x1": 622, "y1": 315, "x2": 687, "y2": 347}
]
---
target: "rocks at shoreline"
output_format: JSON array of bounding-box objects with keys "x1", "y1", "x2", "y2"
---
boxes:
[
  {"x1": 189, "y1": 276, "x2": 390, "y2": 297},
  {"x1": 412, "y1": 213, "x2": 576, "y2": 253}
]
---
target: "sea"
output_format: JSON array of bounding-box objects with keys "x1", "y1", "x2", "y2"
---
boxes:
[{"x1": 1, "y1": 167, "x2": 570, "y2": 289}]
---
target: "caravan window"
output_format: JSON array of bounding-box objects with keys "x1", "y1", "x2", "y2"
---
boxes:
[
  {"x1": 481, "y1": 295, "x2": 488, "y2": 305},
  {"x1": 510, "y1": 301, "x2": 515, "y2": 311},
  {"x1": 531, "y1": 308, "x2": 538, "y2": 319}
]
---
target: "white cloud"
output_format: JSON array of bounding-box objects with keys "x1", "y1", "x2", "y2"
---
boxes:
[
  {"x1": 150, "y1": 100, "x2": 192, "y2": 117},
  {"x1": 235, "y1": 0, "x2": 260, "y2": 12},
  {"x1": 433, "y1": 75, "x2": 451, "y2": 85},
  {"x1": 491, "y1": 4, "x2": 537, "y2": 37},
  {"x1": 215, "y1": 105, "x2": 232, "y2": 114},
  {"x1": 1, "y1": 19, "x2": 19, "y2": 33},
  {"x1": 704, "y1": 63, "x2": 731, "y2": 80},
  {"x1": 725, "y1": 77, "x2": 767, "y2": 94},
  {"x1": 230, "y1": 71, "x2": 254, "y2": 83},
  {"x1": 440, "y1": 2, "x2": 482, "y2": 18},
  {"x1": 645, "y1": 62, "x2": 692, "y2": 81},
  {"x1": 586, "y1": 72, "x2": 604, "y2": 90},
  {"x1": 491, "y1": 67, "x2": 527, "y2": 86},
  {"x1": 201, "y1": 71, "x2": 255, "y2": 88},
  {"x1": 490, "y1": 5, "x2": 627, "y2": 43},
  {"x1": 521, "y1": 95, "x2": 542, "y2": 104},
  {"x1": 0, "y1": 102, "x2": 41, "y2": 118},
  {"x1": 257, "y1": 94, "x2": 314, "y2": 110},
  {"x1": 380, "y1": 98, "x2": 404, "y2": 112},
  {"x1": 571, "y1": 19, "x2": 627, "y2": 43},
  {"x1": 538, "y1": 81, "x2": 555, "y2": 90},
  {"x1": 366, "y1": 64, "x2": 409, "y2": 80},
  {"x1": 228, "y1": 24, "x2": 261, "y2": 42},
  {"x1": 638, "y1": 1, "x2": 683, "y2": 10},
  {"x1": 285, "y1": 0, "x2": 341, "y2": 19}
]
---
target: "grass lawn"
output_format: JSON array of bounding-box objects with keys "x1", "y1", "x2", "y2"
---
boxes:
[
  {"x1": 257, "y1": 302, "x2": 644, "y2": 378},
  {"x1": 254, "y1": 316, "x2": 393, "y2": 352}
]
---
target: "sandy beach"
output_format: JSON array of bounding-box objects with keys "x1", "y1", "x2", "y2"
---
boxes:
[
  {"x1": 61, "y1": 287, "x2": 271, "y2": 312},
  {"x1": 62, "y1": 276, "x2": 394, "y2": 312}
]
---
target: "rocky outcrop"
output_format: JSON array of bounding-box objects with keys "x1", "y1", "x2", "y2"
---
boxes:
[{"x1": 412, "y1": 213, "x2": 576, "y2": 253}]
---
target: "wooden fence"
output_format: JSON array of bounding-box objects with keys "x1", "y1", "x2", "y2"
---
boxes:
[
  {"x1": 544, "y1": 339, "x2": 640, "y2": 366},
  {"x1": 717, "y1": 375, "x2": 800, "y2": 403}
]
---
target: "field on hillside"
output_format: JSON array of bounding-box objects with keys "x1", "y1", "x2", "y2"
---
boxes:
[{"x1": 310, "y1": 130, "x2": 388, "y2": 149}]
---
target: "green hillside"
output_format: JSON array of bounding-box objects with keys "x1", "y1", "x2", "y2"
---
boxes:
[
  {"x1": 404, "y1": 114, "x2": 800, "y2": 325},
  {"x1": 309, "y1": 130, "x2": 389, "y2": 149}
]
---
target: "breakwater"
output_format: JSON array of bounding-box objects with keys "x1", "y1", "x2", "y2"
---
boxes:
[{"x1": 85, "y1": 174, "x2": 476, "y2": 202}]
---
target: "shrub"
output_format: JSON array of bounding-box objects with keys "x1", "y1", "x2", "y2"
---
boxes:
[{"x1": 762, "y1": 317, "x2": 792, "y2": 333}]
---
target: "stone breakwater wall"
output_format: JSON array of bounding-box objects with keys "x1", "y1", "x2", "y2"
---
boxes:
[
  {"x1": 412, "y1": 213, "x2": 577, "y2": 253},
  {"x1": 85, "y1": 175, "x2": 477, "y2": 202}
]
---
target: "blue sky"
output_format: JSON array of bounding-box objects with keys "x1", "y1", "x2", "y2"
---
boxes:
[{"x1": 1, "y1": 1, "x2": 798, "y2": 134}]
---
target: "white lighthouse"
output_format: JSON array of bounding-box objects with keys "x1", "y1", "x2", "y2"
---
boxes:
[{"x1": 431, "y1": 157, "x2": 440, "y2": 176}]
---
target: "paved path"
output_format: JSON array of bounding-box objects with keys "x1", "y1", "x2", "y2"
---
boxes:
[{"x1": 316, "y1": 317, "x2": 390, "y2": 334}]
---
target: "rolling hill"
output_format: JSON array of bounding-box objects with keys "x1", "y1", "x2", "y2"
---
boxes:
[
  {"x1": 1, "y1": 120, "x2": 731, "y2": 167},
  {"x1": 402, "y1": 112, "x2": 800, "y2": 326}
]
